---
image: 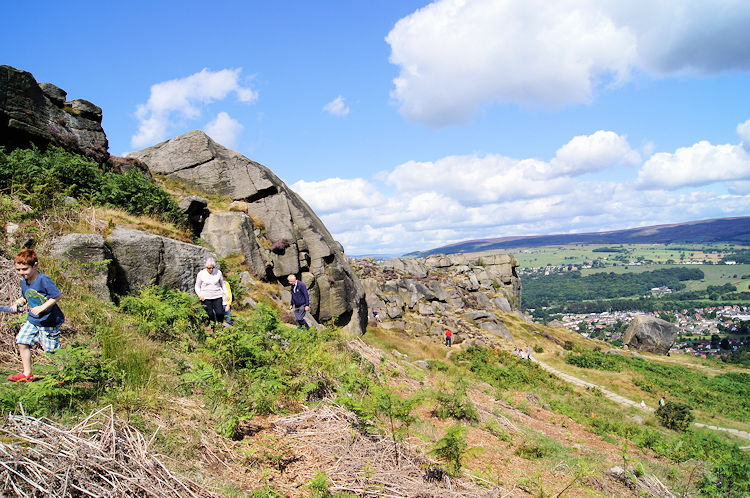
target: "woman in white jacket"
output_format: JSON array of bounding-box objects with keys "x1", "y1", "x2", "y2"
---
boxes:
[{"x1": 194, "y1": 258, "x2": 227, "y2": 328}]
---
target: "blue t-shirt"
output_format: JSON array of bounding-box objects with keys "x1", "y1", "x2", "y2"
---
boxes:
[{"x1": 22, "y1": 272, "x2": 65, "y2": 327}]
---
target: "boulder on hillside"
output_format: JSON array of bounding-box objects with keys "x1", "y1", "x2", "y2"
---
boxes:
[
  {"x1": 623, "y1": 315, "x2": 679, "y2": 355},
  {"x1": 48, "y1": 233, "x2": 114, "y2": 300},
  {"x1": 0, "y1": 65, "x2": 109, "y2": 163},
  {"x1": 479, "y1": 320, "x2": 513, "y2": 341},
  {"x1": 127, "y1": 131, "x2": 367, "y2": 334},
  {"x1": 48, "y1": 228, "x2": 216, "y2": 300},
  {"x1": 106, "y1": 227, "x2": 215, "y2": 295}
]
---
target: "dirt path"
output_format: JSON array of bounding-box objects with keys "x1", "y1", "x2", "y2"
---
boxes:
[{"x1": 532, "y1": 358, "x2": 750, "y2": 449}]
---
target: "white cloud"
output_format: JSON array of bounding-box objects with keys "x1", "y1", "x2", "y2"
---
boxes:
[
  {"x1": 552, "y1": 130, "x2": 641, "y2": 175},
  {"x1": 284, "y1": 123, "x2": 750, "y2": 255},
  {"x1": 131, "y1": 68, "x2": 257, "y2": 148},
  {"x1": 387, "y1": 0, "x2": 750, "y2": 126},
  {"x1": 738, "y1": 119, "x2": 750, "y2": 153},
  {"x1": 291, "y1": 178, "x2": 383, "y2": 214},
  {"x1": 385, "y1": 154, "x2": 571, "y2": 205},
  {"x1": 203, "y1": 112, "x2": 243, "y2": 148},
  {"x1": 726, "y1": 180, "x2": 750, "y2": 195},
  {"x1": 323, "y1": 95, "x2": 350, "y2": 116},
  {"x1": 636, "y1": 141, "x2": 750, "y2": 189}
]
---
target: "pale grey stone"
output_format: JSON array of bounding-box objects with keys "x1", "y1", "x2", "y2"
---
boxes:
[{"x1": 623, "y1": 316, "x2": 679, "y2": 355}]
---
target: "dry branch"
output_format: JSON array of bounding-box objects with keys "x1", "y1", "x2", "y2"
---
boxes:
[
  {"x1": 273, "y1": 403, "x2": 508, "y2": 497},
  {"x1": 0, "y1": 404, "x2": 217, "y2": 497}
]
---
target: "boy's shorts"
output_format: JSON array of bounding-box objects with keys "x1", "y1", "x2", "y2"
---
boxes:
[{"x1": 16, "y1": 321, "x2": 61, "y2": 352}]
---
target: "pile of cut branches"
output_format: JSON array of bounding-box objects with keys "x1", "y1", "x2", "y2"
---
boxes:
[
  {"x1": 272, "y1": 403, "x2": 506, "y2": 497},
  {"x1": 0, "y1": 405, "x2": 216, "y2": 497},
  {"x1": 0, "y1": 255, "x2": 22, "y2": 359}
]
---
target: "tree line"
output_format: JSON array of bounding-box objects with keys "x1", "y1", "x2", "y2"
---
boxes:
[{"x1": 523, "y1": 267, "x2": 704, "y2": 309}]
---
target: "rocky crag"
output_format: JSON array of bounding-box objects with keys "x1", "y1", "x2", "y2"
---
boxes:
[
  {"x1": 351, "y1": 253, "x2": 522, "y2": 345},
  {"x1": 0, "y1": 65, "x2": 109, "y2": 164},
  {"x1": 1, "y1": 66, "x2": 367, "y2": 334},
  {"x1": 128, "y1": 130, "x2": 368, "y2": 334}
]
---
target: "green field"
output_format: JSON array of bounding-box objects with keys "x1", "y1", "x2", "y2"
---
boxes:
[{"x1": 510, "y1": 243, "x2": 743, "y2": 268}]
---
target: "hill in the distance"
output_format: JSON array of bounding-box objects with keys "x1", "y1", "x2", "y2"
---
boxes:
[{"x1": 406, "y1": 216, "x2": 750, "y2": 257}]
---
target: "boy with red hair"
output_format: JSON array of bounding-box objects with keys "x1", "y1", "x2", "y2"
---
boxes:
[{"x1": 2, "y1": 249, "x2": 65, "y2": 382}]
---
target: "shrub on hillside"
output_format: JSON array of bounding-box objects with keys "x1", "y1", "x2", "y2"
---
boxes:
[
  {"x1": 429, "y1": 424, "x2": 469, "y2": 476},
  {"x1": 0, "y1": 146, "x2": 184, "y2": 223},
  {"x1": 458, "y1": 346, "x2": 565, "y2": 392},
  {"x1": 433, "y1": 378, "x2": 479, "y2": 423},
  {"x1": 119, "y1": 286, "x2": 206, "y2": 341},
  {"x1": 96, "y1": 168, "x2": 183, "y2": 222},
  {"x1": 565, "y1": 350, "x2": 625, "y2": 371},
  {"x1": 655, "y1": 400, "x2": 694, "y2": 432}
]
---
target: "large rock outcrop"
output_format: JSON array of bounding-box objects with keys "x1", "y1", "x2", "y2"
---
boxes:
[
  {"x1": 352, "y1": 254, "x2": 522, "y2": 343},
  {"x1": 623, "y1": 315, "x2": 678, "y2": 354},
  {"x1": 127, "y1": 131, "x2": 367, "y2": 334},
  {"x1": 48, "y1": 229, "x2": 216, "y2": 298},
  {"x1": 0, "y1": 65, "x2": 109, "y2": 163}
]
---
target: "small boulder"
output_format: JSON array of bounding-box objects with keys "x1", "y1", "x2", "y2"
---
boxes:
[{"x1": 479, "y1": 320, "x2": 513, "y2": 341}]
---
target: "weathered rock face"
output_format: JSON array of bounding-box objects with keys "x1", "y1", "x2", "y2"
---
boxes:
[
  {"x1": 623, "y1": 315, "x2": 679, "y2": 354},
  {"x1": 0, "y1": 65, "x2": 108, "y2": 163},
  {"x1": 49, "y1": 228, "x2": 216, "y2": 298},
  {"x1": 107, "y1": 227, "x2": 215, "y2": 295},
  {"x1": 49, "y1": 233, "x2": 114, "y2": 301},
  {"x1": 352, "y1": 253, "x2": 521, "y2": 344},
  {"x1": 127, "y1": 131, "x2": 367, "y2": 334}
]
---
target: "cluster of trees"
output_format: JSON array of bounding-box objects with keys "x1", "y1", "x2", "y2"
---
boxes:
[
  {"x1": 722, "y1": 249, "x2": 750, "y2": 264},
  {"x1": 523, "y1": 267, "x2": 704, "y2": 309},
  {"x1": 592, "y1": 246, "x2": 627, "y2": 253}
]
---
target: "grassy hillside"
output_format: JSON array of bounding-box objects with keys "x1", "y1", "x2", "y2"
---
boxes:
[{"x1": 0, "y1": 147, "x2": 749, "y2": 496}]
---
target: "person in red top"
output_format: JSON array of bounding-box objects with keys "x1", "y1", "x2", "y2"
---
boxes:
[{"x1": 445, "y1": 329, "x2": 452, "y2": 347}]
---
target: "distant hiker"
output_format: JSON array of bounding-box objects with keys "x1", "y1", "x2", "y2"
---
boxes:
[
  {"x1": 659, "y1": 396, "x2": 665, "y2": 407},
  {"x1": 288, "y1": 274, "x2": 310, "y2": 330},
  {"x1": 3, "y1": 249, "x2": 65, "y2": 383},
  {"x1": 223, "y1": 280, "x2": 234, "y2": 326},
  {"x1": 372, "y1": 309, "x2": 381, "y2": 322},
  {"x1": 445, "y1": 329, "x2": 452, "y2": 347},
  {"x1": 526, "y1": 346, "x2": 532, "y2": 361},
  {"x1": 640, "y1": 400, "x2": 647, "y2": 409},
  {"x1": 194, "y1": 258, "x2": 227, "y2": 329}
]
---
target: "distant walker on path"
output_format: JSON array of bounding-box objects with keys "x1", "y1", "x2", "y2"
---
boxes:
[
  {"x1": 288, "y1": 274, "x2": 310, "y2": 330},
  {"x1": 445, "y1": 329, "x2": 452, "y2": 347}
]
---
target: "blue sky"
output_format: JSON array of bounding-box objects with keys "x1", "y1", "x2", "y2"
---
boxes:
[{"x1": 4, "y1": 0, "x2": 750, "y2": 256}]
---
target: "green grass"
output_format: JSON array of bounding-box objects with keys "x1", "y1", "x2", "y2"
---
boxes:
[
  {"x1": 564, "y1": 350, "x2": 750, "y2": 424},
  {"x1": 512, "y1": 243, "x2": 745, "y2": 269}
]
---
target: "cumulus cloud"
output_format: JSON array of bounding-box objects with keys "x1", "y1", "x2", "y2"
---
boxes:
[
  {"x1": 287, "y1": 122, "x2": 750, "y2": 254},
  {"x1": 203, "y1": 112, "x2": 244, "y2": 148},
  {"x1": 291, "y1": 178, "x2": 384, "y2": 214},
  {"x1": 131, "y1": 68, "x2": 257, "y2": 148},
  {"x1": 323, "y1": 95, "x2": 350, "y2": 116},
  {"x1": 552, "y1": 130, "x2": 641, "y2": 175},
  {"x1": 738, "y1": 119, "x2": 750, "y2": 153},
  {"x1": 387, "y1": 0, "x2": 750, "y2": 126},
  {"x1": 384, "y1": 154, "x2": 571, "y2": 205},
  {"x1": 636, "y1": 141, "x2": 750, "y2": 189}
]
